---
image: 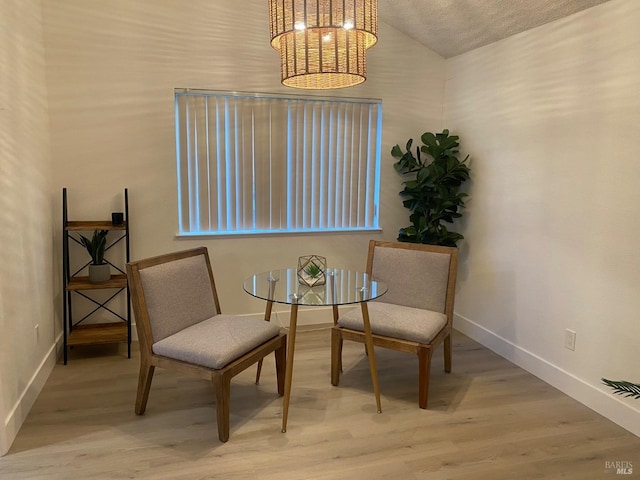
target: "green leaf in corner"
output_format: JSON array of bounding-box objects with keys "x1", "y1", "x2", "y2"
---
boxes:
[{"x1": 602, "y1": 378, "x2": 640, "y2": 399}]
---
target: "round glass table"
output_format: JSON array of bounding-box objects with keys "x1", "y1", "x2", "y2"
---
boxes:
[{"x1": 243, "y1": 268, "x2": 388, "y2": 432}]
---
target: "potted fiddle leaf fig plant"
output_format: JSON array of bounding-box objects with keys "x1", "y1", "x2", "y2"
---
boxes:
[
  {"x1": 80, "y1": 229, "x2": 110, "y2": 283},
  {"x1": 391, "y1": 129, "x2": 471, "y2": 247}
]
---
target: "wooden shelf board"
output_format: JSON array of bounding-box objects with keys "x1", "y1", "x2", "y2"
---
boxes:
[
  {"x1": 66, "y1": 221, "x2": 127, "y2": 231},
  {"x1": 67, "y1": 323, "x2": 128, "y2": 346},
  {"x1": 66, "y1": 274, "x2": 127, "y2": 291}
]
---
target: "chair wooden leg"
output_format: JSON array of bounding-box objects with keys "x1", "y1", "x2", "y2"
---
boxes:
[
  {"x1": 444, "y1": 334, "x2": 452, "y2": 373},
  {"x1": 256, "y1": 300, "x2": 275, "y2": 384},
  {"x1": 418, "y1": 346, "x2": 433, "y2": 409},
  {"x1": 135, "y1": 363, "x2": 155, "y2": 415},
  {"x1": 213, "y1": 373, "x2": 232, "y2": 443},
  {"x1": 255, "y1": 359, "x2": 263, "y2": 385},
  {"x1": 274, "y1": 336, "x2": 287, "y2": 396},
  {"x1": 331, "y1": 328, "x2": 343, "y2": 386}
]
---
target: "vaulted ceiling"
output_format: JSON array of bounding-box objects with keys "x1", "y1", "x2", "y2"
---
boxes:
[{"x1": 378, "y1": 0, "x2": 611, "y2": 58}]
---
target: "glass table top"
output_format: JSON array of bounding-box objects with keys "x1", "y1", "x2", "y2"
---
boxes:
[{"x1": 243, "y1": 268, "x2": 387, "y2": 306}]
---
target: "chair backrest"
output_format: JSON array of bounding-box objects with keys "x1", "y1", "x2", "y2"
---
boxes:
[
  {"x1": 367, "y1": 240, "x2": 458, "y2": 318},
  {"x1": 127, "y1": 247, "x2": 222, "y2": 350}
]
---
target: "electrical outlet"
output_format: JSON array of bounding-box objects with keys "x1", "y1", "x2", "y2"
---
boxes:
[
  {"x1": 564, "y1": 329, "x2": 576, "y2": 351},
  {"x1": 35, "y1": 324, "x2": 39, "y2": 343}
]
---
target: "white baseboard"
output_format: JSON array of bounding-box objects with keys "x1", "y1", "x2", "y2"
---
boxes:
[
  {"x1": 1, "y1": 333, "x2": 62, "y2": 456},
  {"x1": 454, "y1": 313, "x2": 640, "y2": 438},
  {"x1": 10, "y1": 311, "x2": 634, "y2": 457}
]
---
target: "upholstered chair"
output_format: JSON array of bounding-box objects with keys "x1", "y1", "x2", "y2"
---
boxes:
[
  {"x1": 127, "y1": 247, "x2": 286, "y2": 442},
  {"x1": 331, "y1": 240, "x2": 458, "y2": 408}
]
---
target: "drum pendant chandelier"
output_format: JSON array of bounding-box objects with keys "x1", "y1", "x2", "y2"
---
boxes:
[{"x1": 269, "y1": 0, "x2": 378, "y2": 89}]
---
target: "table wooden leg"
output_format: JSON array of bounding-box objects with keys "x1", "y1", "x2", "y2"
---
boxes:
[
  {"x1": 361, "y1": 302, "x2": 382, "y2": 413},
  {"x1": 282, "y1": 303, "x2": 299, "y2": 432},
  {"x1": 255, "y1": 300, "x2": 274, "y2": 384},
  {"x1": 332, "y1": 305, "x2": 343, "y2": 373}
]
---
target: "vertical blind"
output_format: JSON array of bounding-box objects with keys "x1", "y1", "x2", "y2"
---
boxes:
[{"x1": 175, "y1": 89, "x2": 382, "y2": 235}]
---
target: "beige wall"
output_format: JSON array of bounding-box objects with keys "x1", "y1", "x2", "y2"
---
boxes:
[
  {"x1": 41, "y1": 0, "x2": 446, "y2": 322},
  {"x1": 444, "y1": 0, "x2": 640, "y2": 436},
  {"x1": 0, "y1": 0, "x2": 55, "y2": 455}
]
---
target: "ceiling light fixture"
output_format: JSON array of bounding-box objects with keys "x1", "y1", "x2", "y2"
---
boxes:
[{"x1": 269, "y1": 0, "x2": 378, "y2": 90}]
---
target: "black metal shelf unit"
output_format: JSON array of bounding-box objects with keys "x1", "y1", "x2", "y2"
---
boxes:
[{"x1": 62, "y1": 188, "x2": 131, "y2": 364}]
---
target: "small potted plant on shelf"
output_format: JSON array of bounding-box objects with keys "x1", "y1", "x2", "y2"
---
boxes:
[{"x1": 80, "y1": 229, "x2": 110, "y2": 283}]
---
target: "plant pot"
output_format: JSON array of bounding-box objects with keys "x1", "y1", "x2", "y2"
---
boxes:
[{"x1": 88, "y1": 264, "x2": 111, "y2": 284}]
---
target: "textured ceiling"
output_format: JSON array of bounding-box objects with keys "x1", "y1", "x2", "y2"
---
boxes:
[{"x1": 378, "y1": 0, "x2": 611, "y2": 58}]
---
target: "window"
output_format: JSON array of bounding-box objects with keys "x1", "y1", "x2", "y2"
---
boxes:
[{"x1": 175, "y1": 89, "x2": 382, "y2": 236}]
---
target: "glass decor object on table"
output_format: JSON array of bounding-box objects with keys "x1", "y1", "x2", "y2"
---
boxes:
[
  {"x1": 244, "y1": 267, "x2": 387, "y2": 433},
  {"x1": 297, "y1": 255, "x2": 327, "y2": 287}
]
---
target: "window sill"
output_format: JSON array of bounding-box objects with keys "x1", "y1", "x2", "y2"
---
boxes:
[{"x1": 175, "y1": 227, "x2": 382, "y2": 239}]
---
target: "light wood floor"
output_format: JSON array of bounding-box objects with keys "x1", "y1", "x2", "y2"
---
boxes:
[{"x1": 2, "y1": 327, "x2": 638, "y2": 479}]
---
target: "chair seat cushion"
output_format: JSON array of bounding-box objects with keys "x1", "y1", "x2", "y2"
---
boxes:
[
  {"x1": 152, "y1": 315, "x2": 281, "y2": 369},
  {"x1": 337, "y1": 302, "x2": 447, "y2": 344}
]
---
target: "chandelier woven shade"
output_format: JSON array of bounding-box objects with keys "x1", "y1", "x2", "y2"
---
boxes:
[{"x1": 269, "y1": 0, "x2": 378, "y2": 89}]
